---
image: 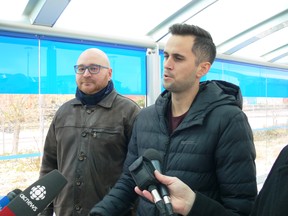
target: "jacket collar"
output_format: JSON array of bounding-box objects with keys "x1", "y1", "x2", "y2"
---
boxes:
[
  {"x1": 71, "y1": 89, "x2": 117, "y2": 109},
  {"x1": 155, "y1": 80, "x2": 243, "y2": 127}
]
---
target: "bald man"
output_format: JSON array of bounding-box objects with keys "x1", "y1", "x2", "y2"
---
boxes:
[{"x1": 39, "y1": 48, "x2": 140, "y2": 216}]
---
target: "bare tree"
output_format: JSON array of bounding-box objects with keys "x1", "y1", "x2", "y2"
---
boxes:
[{"x1": 0, "y1": 95, "x2": 38, "y2": 154}]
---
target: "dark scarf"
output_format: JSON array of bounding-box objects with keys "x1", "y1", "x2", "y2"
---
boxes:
[{"x1": 75, "y1": 81, "x2": 114, "y2": 106}]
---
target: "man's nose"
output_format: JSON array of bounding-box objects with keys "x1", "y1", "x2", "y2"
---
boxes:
[{"x1": 83, "y1": 68, "x2": 91, "y2": 76}]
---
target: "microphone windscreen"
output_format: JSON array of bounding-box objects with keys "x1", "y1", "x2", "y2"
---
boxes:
[
  {"x1": 7, "y1": 189, "x2": 22, "y2": 200},
  {"x1": 0, "y1": 197, "x2": 10, "y2": 210},
  {"x1": 0, "y1": 189, "x2": 22, "y2": 210},
  {"x1": 143, "y1": 149, "x2": 163, "y2": 163},
  {"x1": 0, "y1": 205, "x2": 15, "y2": 216},
  {"x1": 2, "y1": 169, "x2": 67, "y2": 216}
]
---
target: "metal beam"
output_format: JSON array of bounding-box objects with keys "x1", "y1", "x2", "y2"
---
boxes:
[
  {"x1": 147, "y1": 0, "x2": 218, "y2": 42},
  {"x1": 28, "y1": 0, "x2": 71, "y2": 27}
]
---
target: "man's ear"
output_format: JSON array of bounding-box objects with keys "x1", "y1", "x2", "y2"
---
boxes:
[
  {"x1": 108, "y1": 68, "x2": 112, "y2": 80},
  {"x1": 196, "y1": 62, "x2": 211, "y2": 78}
]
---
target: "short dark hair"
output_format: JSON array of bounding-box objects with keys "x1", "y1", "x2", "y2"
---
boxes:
[{"x1": 169, "y1": 23, "x2": 216, "y2": 65}]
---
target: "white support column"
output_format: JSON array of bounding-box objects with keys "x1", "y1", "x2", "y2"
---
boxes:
[{"x1": 146, "y1": 45, "x2": 162, "y2": 106}]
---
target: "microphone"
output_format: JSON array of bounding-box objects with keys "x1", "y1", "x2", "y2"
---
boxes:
[
  {"x1": 143, "y1": 149, "x2": 174, "y2": 216},
  {"x1": 0, "y1": 189, "x2": 22, "y2": 210},
  {"x1": 0, "y1": 169, "x2": 67, "y2": 216},
  {"x1": 129, "y1": 156, "x2": 167, "y2": 215}
]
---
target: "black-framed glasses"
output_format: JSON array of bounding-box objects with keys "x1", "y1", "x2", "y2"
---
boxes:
[{"x1": 74, "y1": 64, "x2": 109, "y2": 74}]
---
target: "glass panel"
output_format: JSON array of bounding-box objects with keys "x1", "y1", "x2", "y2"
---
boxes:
[
  {"x1": 39, "y1": 39, "x2": 147, "y2": 95},
  {"x1": 0, "y1": 35, "x2": 39, "y2": 94},
  {"x1": 0, "y1": 32, "x2": 147, "y2": 195},
  {"x1": 0, "y1": 32, "x2": 287, "y2": 195}
]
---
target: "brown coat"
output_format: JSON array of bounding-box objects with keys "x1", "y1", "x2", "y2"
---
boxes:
[{"x1": 40, "y1": 90, "x2": 140, "y2": 216}]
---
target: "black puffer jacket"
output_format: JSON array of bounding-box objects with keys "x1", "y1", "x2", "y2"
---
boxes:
[
  {"x1": 90, "y1": 80, "x2": 257, "y2": 216},
  {"x1": 250, "y1": 145, "x2": 288, "y2": 216}
]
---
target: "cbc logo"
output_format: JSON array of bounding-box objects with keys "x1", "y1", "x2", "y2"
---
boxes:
[{"x1": 30, "y1": 185, "x2": 46, "y2": 200}]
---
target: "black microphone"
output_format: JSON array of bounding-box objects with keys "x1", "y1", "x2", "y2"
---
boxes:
[
  {"x1": 129, "y1": 156, "x2": 167, "y2": 215},
  {"x1": 0, "y1": 169, "x2": 67, "y2": 216},
  {"x1": 0, "y1": 189, "x2": 22, "y2": 210},
  {"x1": 143, "y1": 149, "x2": 174, "y2": 216}
]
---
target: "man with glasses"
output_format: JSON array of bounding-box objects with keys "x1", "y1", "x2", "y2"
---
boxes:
[{"x1": 39, "y1": 48, "x2": 140, "y2": 216}]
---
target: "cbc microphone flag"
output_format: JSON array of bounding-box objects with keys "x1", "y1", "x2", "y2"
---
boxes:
[{"x1": 0, "y1": 170, "x2": 67, "y2": 216}]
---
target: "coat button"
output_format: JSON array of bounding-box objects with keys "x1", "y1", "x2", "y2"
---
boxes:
[
  {"x1": 76, "y1": 181, "x2": 81, "y2": 186},
  {"x1": 75, "y1": 205, "x2": 81, "y2": 211},
  {"x1": 92, "y1": 131, "x2": 97, "y2": 138},
  {"x1": 78, "y1": 152, "x2": 86, "y2": 161},
  {"x1": 81, "y1": 131, "x2": 87, "y2": 137}
]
